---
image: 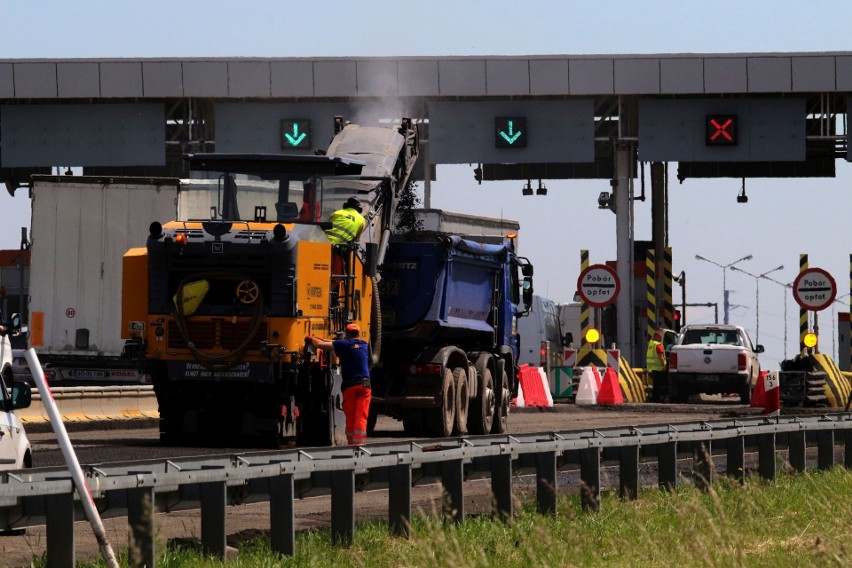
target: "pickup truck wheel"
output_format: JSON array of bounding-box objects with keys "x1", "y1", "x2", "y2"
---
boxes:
[
  {"x1": 739, "y1": 384, "x2": 751, "y2": 404},
  {"x1": 469, "y1": 368, "x2": 495, "y2": 434},
  {"x1": 667, "y1": 377, "x2": 688, "y2": 403},
  {"x1": 491, "y1": 366, "x2": 509, "y2": 434},
  {"x1": 427, "y1": 368, "x2": 456, "y2": 437},
  {"x1": 454, "y1": 367, "x2": 469, "y2": 436}
]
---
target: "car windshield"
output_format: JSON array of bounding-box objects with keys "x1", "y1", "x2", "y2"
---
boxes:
[{"x1": 681, "y1": 329, "x2": 742, "y2": 346}]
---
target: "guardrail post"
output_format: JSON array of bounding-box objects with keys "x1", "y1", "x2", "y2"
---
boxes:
[
  {"x1": 491, "y1": 453, "x2": 513, "y2": 521},
  {"x1": 726, "y1": 436, "x2": 745, "y2": 484},
  {"x1": 758, "y1": 433, "x2": 777, "y2": 481},
  {"x1": 818, "y1": 430, "x2": 835, "y2": 470},
  {"x1": 388, "y1": 464, "x2": 411, "y2": 538},
  {"x1": 441, "y1": 459, "x2": 464, "y2": 523},
  {"x1": 331, "y1": 469, "x2": 355, "y2": 546},
  {"x1": 658, "y1": 442, "x2": 677, "y2": 491},
  {"x1": 200, "y1": 481, "x2": 227, "y2": 559},
  {"x1": 127, "y1": 486, "x2": 155, "y2": 568},
  {"x1": 580, "y1": 447, "x2": 600, "y2": 511},
  {"x1": 46, "y1": 492, "x2": 75, "y2": 568},
  {"x1": 270, "y1": 473, "x2": 295, "y2": 556},
  {"x1": 619, "y1": 445, "x2": 639, "y2": 500},
  {"x1": 536, "y1": 451, "x2": 557, "y2": 515},
  {"x1": 789, "y1": 431, "x2": 806, "y2": 472},
  {"x1": 693, "y1": 441, "x2": 713, "y2": 490}
]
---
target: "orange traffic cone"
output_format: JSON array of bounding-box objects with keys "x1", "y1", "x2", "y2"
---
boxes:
[
  {"x1": 597, "y1": 367, "x2": 624, "y2": 405},
  {"x1": 750, "y1": 370, "x2": 767, "y2": 408}
]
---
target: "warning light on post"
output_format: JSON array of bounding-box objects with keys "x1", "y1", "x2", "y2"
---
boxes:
[
  {"x1": 585, "y1": 328, "x2": 601, "y2": 344},
  {"x1": 803, "y1": 332, "x2": 818, "y2": 348},
  {"x1": 705, "y1": 114, "x2": 737, "y2": 146}
]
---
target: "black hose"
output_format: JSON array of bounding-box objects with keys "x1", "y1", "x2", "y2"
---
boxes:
[
  {"x1": 370, "y1": 275, "x2": 381, "y2": 366},
  {"x1": 174, "y1": 272, "x2": 265, "y2": 372}
]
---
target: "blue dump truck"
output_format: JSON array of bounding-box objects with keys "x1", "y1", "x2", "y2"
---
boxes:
[{"x1": 372, "y1": 235, "x2": 533, "y2": 437}]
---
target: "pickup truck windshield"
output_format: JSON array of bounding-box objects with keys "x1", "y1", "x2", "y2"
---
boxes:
[{"x1": 681, "y1": 329, "x2": 742, "y2": 346}]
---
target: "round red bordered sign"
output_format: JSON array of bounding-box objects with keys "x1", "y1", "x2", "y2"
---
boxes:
[
  {"x1": 576, "y1": 264, "x2": 621, "y2": 307},
  {"x1": 65, "y1": 307, "x2": 76, "y2": 318},
  {"x1": 792, "y1": 268, "x2": 836, "y2": 312}
]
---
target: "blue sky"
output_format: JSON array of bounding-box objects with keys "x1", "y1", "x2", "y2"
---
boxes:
[{"x1": 1, "y1": 1, "x2": 851, "y2": 368}]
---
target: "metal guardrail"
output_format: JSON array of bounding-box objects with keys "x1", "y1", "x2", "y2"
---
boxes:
[{"x1": 3, "y1": 413, "x2": 852, "y2": 567}]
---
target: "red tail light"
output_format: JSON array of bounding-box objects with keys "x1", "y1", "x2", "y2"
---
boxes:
[
  {"x1": 412, "y1": 363, "x2": 443, "y2": 376},
  {"x1": 668, "y1": 353, "x2": 677, "y2": 371},
  {"x1": 540, "y1": 341, "x2": 548, "y2": 366},
  {"x1": 175, "y1": 232, "x2": 187, "y2": 245},
  {"x1": 738, "y1": 353, "x2": 747, "y2": 371}
]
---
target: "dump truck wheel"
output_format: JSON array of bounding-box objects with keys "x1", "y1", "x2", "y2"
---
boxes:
[
  {"x1": 491, "y1": 366, "x2": 509, "y2": 434},
  {"x1": 469, "y1": 367, "x2": 495, "y2": 434},
  {"x1": 454, "y1": 367, "x2": 469, "y2": 436},
  {"x1": 427, "y1": 368, "x2": 456, "y2": 437}
]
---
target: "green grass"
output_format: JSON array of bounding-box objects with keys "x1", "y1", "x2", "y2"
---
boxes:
[{"x1": 55, "y1": 467, "x2": 852, "y2": 567}]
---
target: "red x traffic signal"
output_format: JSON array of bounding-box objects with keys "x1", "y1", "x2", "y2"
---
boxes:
[{"x1": 705, "y1": 114, "x2": 737, "y2": 146}]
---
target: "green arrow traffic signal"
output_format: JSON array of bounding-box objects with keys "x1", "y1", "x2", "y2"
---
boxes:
[
  {"x1": 495, "y1": 117, "x2": 527, "y2": 148},
  {"x1": 280, "y1": 119, "x2": 311, "y2": 149}
]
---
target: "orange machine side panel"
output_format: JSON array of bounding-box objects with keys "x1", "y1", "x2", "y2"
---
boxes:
[
  {"x1": 122, "y1": 248, "x2": 149, "y2": 340},
  {"x1": 296, "y1": 241, "x2": 331, "y2": 318}
]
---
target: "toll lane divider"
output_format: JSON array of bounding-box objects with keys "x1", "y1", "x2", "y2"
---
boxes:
[
  {"x1": 575, "y1": 347, "x2": 646, "y2": 402},
  {"x1": 811, "y1": 354, "x2": 852, "y2": 407},
  {"x1": 16, "y1": 386, "x2": 159, "y2": 423}
]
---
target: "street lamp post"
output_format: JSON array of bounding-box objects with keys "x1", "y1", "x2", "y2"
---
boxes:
[
  {"x1": 730, "y1": 264, "x2": 783, "y2": 345},
  {"x1": 759, "y1": 274, "x2": 793, "y2": 361},
  {"x1": 694, "y1": 254, "x2": 753, "y2": 325}
]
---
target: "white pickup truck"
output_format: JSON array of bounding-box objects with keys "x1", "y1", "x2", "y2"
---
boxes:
[{"x1": 667, "y1": 324, "x2": 763, "y2": 404}]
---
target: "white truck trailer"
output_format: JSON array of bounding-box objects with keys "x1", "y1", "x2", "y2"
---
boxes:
[{"x1": 27, "y1": 175, "x2": 179, "y2": 383}]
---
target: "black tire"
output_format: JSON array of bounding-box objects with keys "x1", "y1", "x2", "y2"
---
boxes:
[
  {"x1": 453, "y1": 367, "x2": 469, "y2": 436},
  {"x1": 402, "y1": 409, "x2": 426, "y2": 436},
  {"x1": 668, "y1": 376, "x2": 688, "y2": 404},
  {"x1": 739, "y1": 383, "x2": 751, "y2": 405},
  {"x1": 427, "y1": 368, "x2": 456, "y2": 437},
  {"x1": 491, "y1": 364, "x2": 509, "y2": 434},
  {"x1": 469, "y1": 367, "x2": 495, "y2": 434}
]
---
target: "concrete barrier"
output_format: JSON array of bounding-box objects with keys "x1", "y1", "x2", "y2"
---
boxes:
[{"x1": 16, "y1": 386, "x2": 159, "y2": 423}]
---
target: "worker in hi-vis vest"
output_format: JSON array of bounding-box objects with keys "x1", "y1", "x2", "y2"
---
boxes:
[
  {"x1": 325, "y1": 196, "x2": 366, "y2": 244},
  {"x1": 647, "y1": 327, "x2": 668, "y2": 402}
]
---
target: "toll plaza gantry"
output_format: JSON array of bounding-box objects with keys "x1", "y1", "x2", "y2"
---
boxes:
[{"x1": 1, "y1": 52, "x2": 851, "y2": 365}]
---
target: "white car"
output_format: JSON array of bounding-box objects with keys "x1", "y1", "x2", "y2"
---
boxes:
[{"x1": 0, "y1": 314, "x2": 33, "y2": 470}]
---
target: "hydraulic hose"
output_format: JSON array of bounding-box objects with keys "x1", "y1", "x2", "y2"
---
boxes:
[{"x1": 174, "y1": 272, "x2": 265, "y2": 372}]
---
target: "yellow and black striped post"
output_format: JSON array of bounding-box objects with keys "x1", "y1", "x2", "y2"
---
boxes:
[
  {"x1": 580, "y1": 249, "x2": 590, "y2": 348},
  {"x1": 799, "y1": 254, "x2": 809, "y2": 352},
  {"x1": 662, "y1": 247, "x2": 674, "y2": 330},
  {"x1": 645, "y1": 248, "x2": 657, "y2": 339}
]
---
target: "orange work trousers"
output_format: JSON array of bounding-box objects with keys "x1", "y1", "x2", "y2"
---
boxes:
[{"x1": 342, "y1": 384, "x2": 372, "y2": 445}]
